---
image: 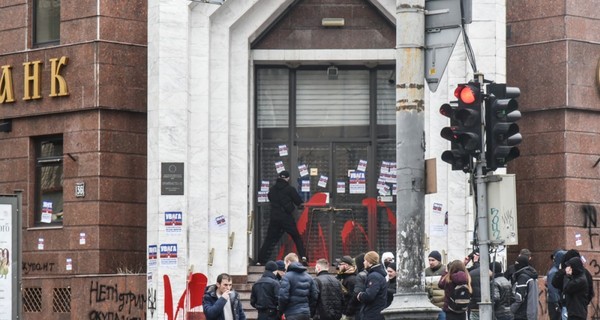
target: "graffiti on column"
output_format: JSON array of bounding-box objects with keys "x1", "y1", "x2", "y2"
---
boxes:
[{"x1": 88, "y1": 280, "x2": 147, "y2": 320}]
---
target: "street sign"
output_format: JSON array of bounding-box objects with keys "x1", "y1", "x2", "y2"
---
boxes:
[
  {"x1": 486, "y1": 174, "x2": 518, "y2": 245},
  {"x1": 424, "y1": 0, "x2": 471, "y2": 92}
]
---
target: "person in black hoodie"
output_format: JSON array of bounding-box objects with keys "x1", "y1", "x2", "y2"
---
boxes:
[
  {"x1": 347, "y1": 253, "x2": 367, "y2": 320},
  {"x1": 510, "y1": 255, "x2": 538, "y2": 320},
  {"x1": 563, "y1": 257, "x2": 589, "y2": 320},
  {"x1": 490, "y1": 261, "x2": 513, "y2": 320},
  {"x1": 251, "y1": 261, "x2": 281, "y2": 320},
  {"x1": 385, "y1": 262, "x2": 397, "y2": 307},
  {"x1": 357, "y1": 251, "x2": 387, "y2": 320},
  {"x1": 551, "y1": 249, "x2": 594, "y2": 315},
  {"x1": 257, "y1": 171, "x2": 306, "y2": 264}
]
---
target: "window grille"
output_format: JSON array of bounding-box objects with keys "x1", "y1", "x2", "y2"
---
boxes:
[
  {"x1": 53, "y1": 287, "x2": 71, "y2": 313},
  {"x1": 23, "y1": 287, "x2": 42, "y2": 312}
]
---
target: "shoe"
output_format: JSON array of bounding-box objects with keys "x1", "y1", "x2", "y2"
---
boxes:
[{"x1": 255, "y1": 262, "x2": 262, "y2": 266}]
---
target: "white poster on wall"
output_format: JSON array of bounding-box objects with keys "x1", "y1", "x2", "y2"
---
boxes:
[{"x1": 0, "y1": 204, "x2": 12, "y2": 320}]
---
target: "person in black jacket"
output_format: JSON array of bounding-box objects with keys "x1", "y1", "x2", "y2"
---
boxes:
[
  {"x1": 510, "y1": 255, "x2": 538, "y2": 320},
  {"x1": 385, "y1": 262, "x2": 397, "y2": 307},
  {"x1": 563, "y1": 257, "x2": 589, "y2": 320},
  {"x1": 551, "y1": 248, "x2": 594, "y2": 317},
  {"x1": 335, "y1": 255, "x2": 357, "y2": 319},
  {"x1": 357, "y1": 251, "x2": 387, "y2": 320},
  {"x1": 490, "y1": 262, "x2": 513, "y2": 320},
  {"x1": 347, "y1": 253, "x2": 366, "y2": 320},
  {"x1": 314, "y1": 258, "x2": 344, "y2": 320},
  {"x1": 257, "y1": 171, "x2": 306, "y2": 264},
  {"x1": 251, "y1": 261, "x2": 281, "y2": 320}
]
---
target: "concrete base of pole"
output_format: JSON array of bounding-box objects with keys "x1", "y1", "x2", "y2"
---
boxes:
[{"x1": 381, "y1": 292, "x2": 441, "y2": 320}]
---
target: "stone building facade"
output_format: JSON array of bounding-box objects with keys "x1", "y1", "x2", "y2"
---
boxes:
[{"x1": 0, "y1": 1, "x2": 147, "y2": 319}]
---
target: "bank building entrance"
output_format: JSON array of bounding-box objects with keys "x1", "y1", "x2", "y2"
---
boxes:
[{"x1": 254, "y1": 66, "x2": 399, "y2": 264}]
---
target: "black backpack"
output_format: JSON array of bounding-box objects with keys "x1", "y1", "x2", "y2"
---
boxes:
[{"x1": 448, "y1": 284, "x2": 471, "y2": 313}]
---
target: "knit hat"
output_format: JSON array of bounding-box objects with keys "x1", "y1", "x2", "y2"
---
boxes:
[
  {"x1": 490, "y1": 261, "x2": 503, "y2": 276},
  {"x1": 386, "y1": 262, "x2": 397, "y2": 271},
  {"x1": 265, "y1": 261, "x2": 278, "y2": 272},
  {"x1": 428, "y1": 250, "x2": 442, "y2": 262},
  {"x1": 515, "y1": 255, "x2": 529, "y2": 270},
  {"x1": 364, "y1": 251, "x2": 379, "y2": 265},
  {"x1": 276, "y1": 260, "x2": 286, "y2": 271}
]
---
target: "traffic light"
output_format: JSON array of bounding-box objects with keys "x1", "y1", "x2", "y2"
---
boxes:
[
  {"x1": 485, "y1": 83, "x2": 522, "y2": 171},
  {"x1": 440, "y1": 82, "x2": 483, "y2": 172}
]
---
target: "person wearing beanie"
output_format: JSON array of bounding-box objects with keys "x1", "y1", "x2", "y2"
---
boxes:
[
  {"x1": 490, "y1": 262, "x2": 512, "y2": 320},
  {"x1": 347, "y1": 253, "x2": 366, "y2": 320},
  {"x1": 356, "y1": 251, "x2": 387, "y2": 320},
  {"x1": 563, "y1": 256, "x2": 589, "y2": 320},
  {"x1": 510, "y1": 254, "x2": 538, "y2": 320},
  {"x1": 504, "y1": 248, "x2": 532, "y2": 282},
  {"x1": 275, "y1": 260, "x2": 286, "y2": 281},
  {"x1": 385, "y1": 262, "x2": 397, "y2": 307},
  {"x1": 251, "y1": 261, "x2": 281, "y2": 320},
  {"x1": 257, "y1": 170, "x2": 306, "y2": 265},
  {"x1": 425, "y1": 250, "x2": 447, "y2": 315}
]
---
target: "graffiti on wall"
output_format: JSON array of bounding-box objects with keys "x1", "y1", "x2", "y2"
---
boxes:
[
  {"x1": 88, "y1": 280, "x2": 146, "y2": 320},
  {"x1": 22, "y1": 261, "x2": 55, "y2": 274}
]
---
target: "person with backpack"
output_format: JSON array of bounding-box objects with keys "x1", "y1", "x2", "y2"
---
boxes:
[
  {"x1": 314, "y1": 258, "x2": 344, "y2": 320},
  {"x1": 438, "y1": 260, "x2": 472, "y2": 320},
  {"x1": 510, "y1": 255, "x2": 538, "y2": 320}
]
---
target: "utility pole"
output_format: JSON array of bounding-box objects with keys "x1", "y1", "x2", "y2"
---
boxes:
[{"x1": 382, "y1": 0, "x2": 440, "y2": 318}]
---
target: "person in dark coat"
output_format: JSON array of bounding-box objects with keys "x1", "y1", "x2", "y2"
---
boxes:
[
  {"x1": 438, "y1": 260, "x2": 472, "y2": 320},
  {"x1": 385, "y1": 262, "x2": 397, "y2": 307},
  {"x1": 551, "y1": 249, "x2": 594, "y2": 310},
  {"x1": 468, "y1": 262, "x2": 483, "y2": 320},
  {"x1": 347, "y1": 253, "x2": 366, "y2": 320},
  {"x1": 563, "y1": 257, "x2": 589, "y2": 320},
  {"x1": 505, "y1": 248, "x2": 532, "y2": 284},
  {"x1": 547, "y1": 250, "x2": 566, "y2": 320},
  {"x1": 203, "y1": 273, "x2": 247, "y2": 320},
  {"x1": 257, "y1": 171, "x2": 306, "y2": 264},
  {"x1": 314, "y1": 258, "x2": 344, "y2": 320},
  {"x1": 490, "y1": 261, "x2": 513, "y2": 320},
  {"x1": 251, "y1": 261, "x2": 281, "y2": 320},
  {"x1": 356, "y1": 251, "x2": 387, "y2": 320},
  {"x1": 278, "y1": 253, "x2": 318, "y2": 320},
  {"x1": 335, "y1": 255, "x2": 357, "y2": 319},
  {"x1": 510, "y1": 255, "x2": 538, "y2": 320}
]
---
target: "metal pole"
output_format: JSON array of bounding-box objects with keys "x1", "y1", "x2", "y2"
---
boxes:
[
  {"x1": 475, "y1": 73, "x2": 493, "y2": 320},
  {"x1": 382, "y1": 0, "x2": 439, "y2": 318}
]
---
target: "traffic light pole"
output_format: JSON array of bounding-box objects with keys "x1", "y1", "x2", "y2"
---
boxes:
[{"x1": 474, "y1": 73, "x2": 493, "y2": 320}]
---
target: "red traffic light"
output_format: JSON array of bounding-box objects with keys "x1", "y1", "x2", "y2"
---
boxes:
[{"x1": 454, "y1": 84, "x2": 479, "y2": 105}]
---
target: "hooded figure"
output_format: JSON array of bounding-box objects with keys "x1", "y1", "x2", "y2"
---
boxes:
[
  {"x1": 510, "y1": 255, "x2": 539, "y2": 320},
  {"x1": 546, "y1": 249, "x2": 566, "y2": 320},
  {"x1": 563, "y1": 257, "x2": 588, "y2": 320},
  {"x1": 490, "y1": 262, "x2": 513, "y2": 320},
  {"x1": 551, "y1": 249, "x2": 594, "y2": 306}
]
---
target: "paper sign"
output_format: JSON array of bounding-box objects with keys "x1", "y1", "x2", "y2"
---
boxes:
[
  {"x1": 336, "y1": 181, "x2": 346, "y2": 193},
  {"x1": 38, "y1": 238, "x2": 44, "y2": 250},
  {"x1": 381, "y1": 161, "x2": 390, "y2": 174},
  {"x1": 298, "y1": 164, "x2": 309, "y2": 177},
  {"x1": 392, "y1": 184, "x2": 397, "y2": 195},
  {"x1": 66, "y1": 258, "x2": 72, "y2": 271},
  {"x1": 79, "y1": 233, "x2": 86, "y2": 245},
  {"x1": 575, "y1": 233, "x2": 582, "y2": 246},
  {"x1": 377, "y1": 177, "x2": 386, "y2": 190},
  {"x1": 164, "y1": 211, "x2": 183, "y2": 234},
  {"x1": 258, "y1": 191, "x2": 269, "y2": 202},
  {"x1": 318, "y1": 175, "x2": 328, "y2": 188},
  {"x1": 278, "y1": 144, "x2": 288, "y2": 156},
  {"x1": 260, "y1": 180, "x2": 270, "y2": 191},
  {"x1": 41, "y1": 201, "x2": 53, "y2": 223},
  {"x1": 349, "y1": 171, "x2": 366, "y2": 194},
  {"x1": 148, "y1": 245, "x2": 158, "y2": 269},
  {"x1": 357, "y1": 160, "x2": 367, "y2": 172},
  {"x1": 215, "y1": 215, "x2": 227, "y2": 228},
  {"x1": 275, "y1": 161, "x2": 285, "y2": 173},
  {"x1": 160, "y1": 243, "x2": 178, "y2": 266},
  {"x1": 301, "y1": 180, "x2": 310, "y2": 192}
]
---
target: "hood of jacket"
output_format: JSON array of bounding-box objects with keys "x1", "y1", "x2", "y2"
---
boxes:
[
  {"x1": 553, "y1": 250, "x2": 566, "y2": 268},
  {"x1": 514, "y1": 265, "x2": 538, "y2": 280},
  {"x1": 287, "y1": 261, "x2": 308, "y2": 273},
  {"x1": 566, "y1": 257, "x2": 585, "y2": 275},
  {"x1": 451, "y1": 271, "x2": 468, "y2": 285}
]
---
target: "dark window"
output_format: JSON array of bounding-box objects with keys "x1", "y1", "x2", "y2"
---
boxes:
[
  {"x1": 35, "y1": 137, "x2": 63, "y2": 225},
  {"x1": 34, "y1": 0, "x2": 61, "y2": 45}
]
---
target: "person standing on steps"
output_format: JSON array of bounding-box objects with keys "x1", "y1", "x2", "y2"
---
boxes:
[
  {"x1": 257, "y1": 171, "x2": 306, "y2": 264},
  {"x1": 251, "y1": 261, "x2": 281, "y2": 320}
]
